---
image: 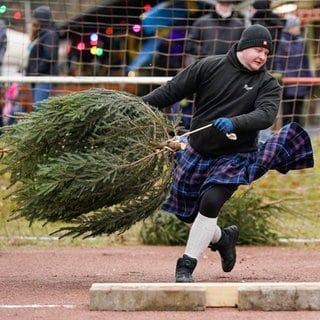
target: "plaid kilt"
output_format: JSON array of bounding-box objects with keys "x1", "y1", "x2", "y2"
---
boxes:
[{"x1": 161, "y1": 122, "x2": 314, "y2": 218}]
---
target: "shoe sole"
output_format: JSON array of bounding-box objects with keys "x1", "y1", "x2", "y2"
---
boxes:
[{"x1": 176, "y1": 277, "x2": 194, "y2": 283}]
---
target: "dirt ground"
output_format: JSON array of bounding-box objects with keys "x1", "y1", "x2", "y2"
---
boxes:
[{"x1": 0, "y1": 244, "x2": 320, "y2": 320}]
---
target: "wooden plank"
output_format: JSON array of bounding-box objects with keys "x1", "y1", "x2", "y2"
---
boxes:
[{"x1": 204, "y1": 283, "x2": 239, "y2": 307}]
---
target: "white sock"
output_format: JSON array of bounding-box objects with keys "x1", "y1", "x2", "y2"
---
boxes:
[
  {"x1": 185, "y1": 213, "x2": 218, "y2": 260},
  {"x1": 211, "y1": 225, "x2": 222, "y2": 243}
]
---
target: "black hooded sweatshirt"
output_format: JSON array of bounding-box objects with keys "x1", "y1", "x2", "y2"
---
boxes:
[{"x1": 142, "y1": 44, "x2": 281, "y2": 157}]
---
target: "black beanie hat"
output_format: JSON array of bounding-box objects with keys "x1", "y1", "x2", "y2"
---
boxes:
[
  {"x1": 253, "y1": 0, "x2": 271, "y2": 10},
  {"x1": 32, "y1": 6, "x2": 52, "y2": 26},
  {"x1": 237, "y1": 24, "x2": 272, "y2": 53}
]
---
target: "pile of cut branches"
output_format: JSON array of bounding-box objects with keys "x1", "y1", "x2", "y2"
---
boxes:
[{"x1": 0, "y1": 88, "x2": 177, "y2": 238}]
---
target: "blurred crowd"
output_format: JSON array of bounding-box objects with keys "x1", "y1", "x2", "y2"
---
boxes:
[{"x1": 0, "y1": 1, "x2": 315, "y2": 130}]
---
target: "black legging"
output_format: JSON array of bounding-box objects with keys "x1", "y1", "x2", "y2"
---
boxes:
[{"x1": 177, "y1": 184, "x2": 238, "y2": 223}]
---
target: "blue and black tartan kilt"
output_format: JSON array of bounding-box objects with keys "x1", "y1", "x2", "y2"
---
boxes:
[{"x1": 161, "y1": 122, "x2": 314, "y2": 219}]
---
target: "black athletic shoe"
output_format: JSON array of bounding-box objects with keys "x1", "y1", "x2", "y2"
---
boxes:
[
  {"x1": 209, "y1": 225, "x2": 239, "y2": 272},
  {"x1": 175, "y1": 254, "x2": 197, "y2": 283}
]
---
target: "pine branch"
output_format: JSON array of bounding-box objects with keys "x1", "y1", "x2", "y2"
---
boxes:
[{"x1": 1, "y1": 88, "x2": 177, "y2": 238}]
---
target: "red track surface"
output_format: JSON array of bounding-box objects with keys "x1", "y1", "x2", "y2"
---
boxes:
[{"x1": 1, "y1": 245, "x2": 320, "y2": 320}]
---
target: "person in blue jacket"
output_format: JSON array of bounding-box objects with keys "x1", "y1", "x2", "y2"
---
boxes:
[
  {"x1": 142, "y1": 24, "x2": 314, "y2": 283},
  {"x1": 274, "y1": 14, "x2": 313, "y2": 126},
  {"x1": 26, "y1": 6, "x2": 59, "y2": 108}
]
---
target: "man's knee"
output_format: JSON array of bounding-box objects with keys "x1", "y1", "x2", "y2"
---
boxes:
[{"x1": 199, "y1": 185, "x2": 238, "y2": 218}]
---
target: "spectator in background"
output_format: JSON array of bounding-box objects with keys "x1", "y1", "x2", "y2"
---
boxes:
[
  {"x1": 251, "y1": 0, "x2": 285, "y2": 71},
  {"x1": 0, "y1": 19, "x2": 7, "y2": 129},
  {"x1": 250, "y1": 0, "x2": 285, "y2": 141},
  {"x1": 186, "y1": 0, "x2": 245, "y2": 63},
  {"x1": 2, "y1": 82, "x2": 23, "y2": 126},
  {"x1": 179, "y1": 0, "x2": 245, "y2": 129},
  {"x1": 26, "y1": 6, "x2": 59, "y2": 109},
  {"x1": 274, "y1": 14, "x2": 313, "y2": 126},
  {"x1": 0, "y1": 19, "x2": 7, "y2": 75}
]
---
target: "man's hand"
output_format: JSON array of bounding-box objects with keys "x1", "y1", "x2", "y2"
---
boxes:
[{"x1": 213, "y1": 117, "x2": 234, "y2": 134}]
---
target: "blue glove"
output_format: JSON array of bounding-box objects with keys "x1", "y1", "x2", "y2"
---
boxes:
[{"x1": 213, "y1": 117, "x2": 234, "y2": 134}]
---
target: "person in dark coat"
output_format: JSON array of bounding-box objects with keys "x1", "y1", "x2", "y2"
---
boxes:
[
  {"x1": 142, "y1": 24, "x2": 314, "y2": 283},
  {"x1": 251, "y1": 0, "x2": 285, "y2": 70},
  {"x1": 0, "y1": 19, "x2": 7, "y2": 74},
  {"x1": 0, "y1": 19, "x2": 7, "y2": 129},
  {"x1": 186, "y1": 0, "x2": 245, "y2": 62},
  {"x1": 180, "y1": 0, "x2": 245, "y2": 129},
  {"x1": 274, "y1": 14, "x2": 313, "y2": 126},
  {"x1": 26, "y1": 6, "x2": 59, "y2": 108}
]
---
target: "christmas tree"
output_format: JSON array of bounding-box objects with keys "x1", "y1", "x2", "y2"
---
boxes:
[{"x1": 0, "y1": 88, "x2": 178, "y2": 238}]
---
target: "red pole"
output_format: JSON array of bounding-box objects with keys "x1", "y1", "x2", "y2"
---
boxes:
[{"x1": 282, "y1": 77, "x2": 320, "y2": 85}]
